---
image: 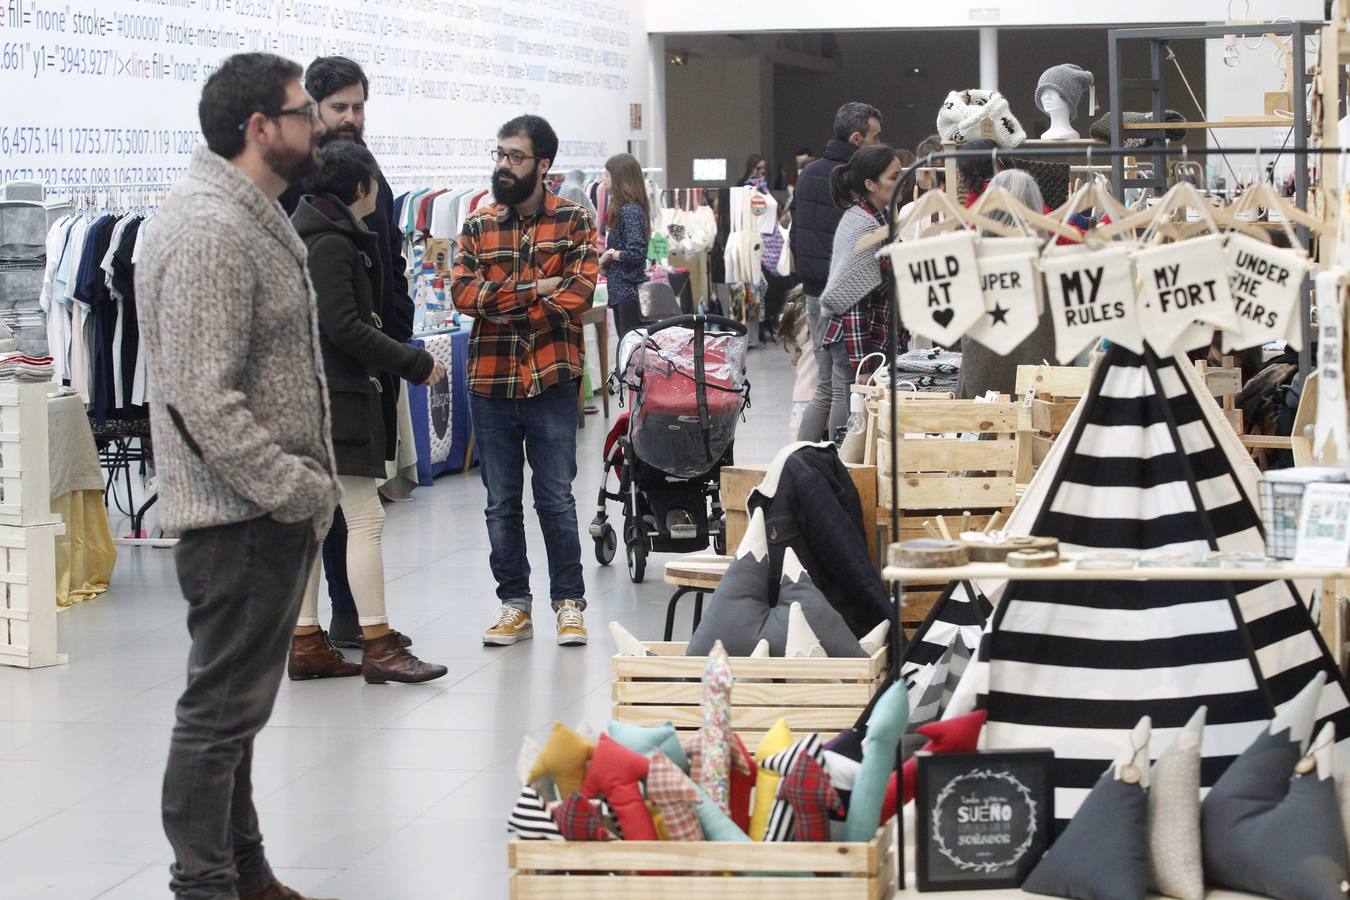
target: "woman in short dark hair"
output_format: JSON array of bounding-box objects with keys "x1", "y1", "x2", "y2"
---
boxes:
[{"x1": 288, "y1": 140, "x2": 448, "y2": 684}]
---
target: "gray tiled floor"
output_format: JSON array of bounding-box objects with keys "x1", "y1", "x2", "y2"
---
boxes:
[{"x1": 0, "y1": 339, "x2": 797, "y2": 899}]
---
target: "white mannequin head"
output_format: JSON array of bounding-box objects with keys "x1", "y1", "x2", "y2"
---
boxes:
[{"x1": 1039, "y1": 88, "x2": 1079, "y2": 141}]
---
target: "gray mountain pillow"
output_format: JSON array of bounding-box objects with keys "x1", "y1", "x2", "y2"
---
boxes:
[
  {"x1": 1022, "y1": 768, "x2": 1149, "y2": 900},
  {"x1": 1148, "y1": 707, "x2": 1205, "y2": 900},
  {"x1": 1202, "y1": 728, "x2": 1350, "y2": 900},
  {"x1": 687, "y1": 510, "x2": 864, "y2": 658}
]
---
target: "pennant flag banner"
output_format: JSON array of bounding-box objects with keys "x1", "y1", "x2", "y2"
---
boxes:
[
  {"x1": 1315, "y1": 270, "x2": 1349, "y2": 463},
  {"x1": 883, "y1": 230, "x2": 983, "y2": 346},
  {"x1": 1222, "y1": 233, "x2": 1310, "y2": 352},
  {"x1": 965, "y1": 237, "x2": 1044, "y2": 356},
  {"x1": 1040, "y1": 244, "x2": 1143, "y2": 363},
  {"x1": 1133, "y1": 234, "x2": 1238, "y2": 356}
]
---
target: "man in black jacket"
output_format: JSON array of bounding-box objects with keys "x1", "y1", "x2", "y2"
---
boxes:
[
  {"x1": 280, "y1": 56, "x2": 416, "y2": 648},
  {"x1": 791, "y1": 101, "x2": 881, "y2": 441},
  {"x1": 790, "y1": 101, "x2": 882, "y2": 298}
]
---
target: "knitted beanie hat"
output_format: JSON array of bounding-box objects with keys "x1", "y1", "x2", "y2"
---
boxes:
[{"x1": 1035, "y1": 64, "x2": 1095, "y2": 119}]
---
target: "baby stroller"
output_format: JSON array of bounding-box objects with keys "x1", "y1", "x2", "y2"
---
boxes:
[{"x1": 591, "y1": 314, "x2": 750, "y2": 582}]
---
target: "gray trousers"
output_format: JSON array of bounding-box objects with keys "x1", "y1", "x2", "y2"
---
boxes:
[
  {"x1": 796, "y1": 295, "x2": 853, "y2": 442},
  {"x1": 162, "y1": 515, "x2": 319, "y2": 899}
]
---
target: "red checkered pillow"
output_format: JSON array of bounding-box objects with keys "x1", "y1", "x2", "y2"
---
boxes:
[{"x1": 552, "y1": 794, "x2": 616, "y2": 841}]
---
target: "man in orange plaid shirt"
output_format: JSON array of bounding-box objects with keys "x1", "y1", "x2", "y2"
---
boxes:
[{"x1": 451, "y1": 114, "x2": 599, "y2": 648}]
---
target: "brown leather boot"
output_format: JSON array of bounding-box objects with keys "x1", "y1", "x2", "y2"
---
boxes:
[
  {"x1": 288, "y1": 630, "x2": 361, "y2": 680},
  {"x1": 362, "y1": 633, "x2": 449, "y2": 684},
  {"x1": 238, "y1": 880, "x2": 336, "y2": 900}
]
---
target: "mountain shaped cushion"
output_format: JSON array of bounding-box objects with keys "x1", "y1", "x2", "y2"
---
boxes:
[
  {"x1": 1148, "y1": 707, "x2": 1206, "y2": 900},
  {"x1": 1202, "y1": 676, "x2": 1349, "y2": 900},
  {"x1": 1023, "y1": 717, "x2": 1152, "y2": 900},
  {"x1": 687, "y1": 509, "x2": 864, "y2": 658}
]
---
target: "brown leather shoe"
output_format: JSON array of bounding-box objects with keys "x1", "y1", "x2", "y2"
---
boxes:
[
  {"x1": 362, "y1": 633, "x2": 449, "y2": 684},
  {"x1": 288, "y1": 630, "x2": 361, "y2": 680},
  {"x1": 238, "y1": 879, "x2": 336, "y2": 900}
]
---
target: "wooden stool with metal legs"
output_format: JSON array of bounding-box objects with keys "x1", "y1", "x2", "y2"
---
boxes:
[{"x1": 661, "y1": 554, "x2": 732, "y2": 640}]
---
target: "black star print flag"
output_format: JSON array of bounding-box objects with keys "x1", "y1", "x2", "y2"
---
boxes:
[{"x1": 965, "y1": 237, "x2": 1044, "y2": 355}]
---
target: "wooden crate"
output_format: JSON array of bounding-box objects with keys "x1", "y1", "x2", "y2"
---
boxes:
[
  {"x1": 611, "y1": 641, "x2": 887, "y2": 745},
  {"x1": 0, "y1": 522, "x2": 66, "y2": 668},
  {"x1": 721, "y1": 463, "x2": 878, "y2": 564},
  {"x1": 875, "y1": 398, "x2": 1018, "y2": 512},
  {"x1": 1014, "y1": 365, "x2": 1090, "y2": 485},
  {"x1": 509, "y1": 822, "x2": 896, "y2": 899}
]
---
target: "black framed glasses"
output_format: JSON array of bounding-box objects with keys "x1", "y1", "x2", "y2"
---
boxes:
[
  {"x1": 237, "y1": 104, "x2": 319, "y2": 132},
  {"x1": 491, "y1": 149, "x2": 537, "y2": 166}
]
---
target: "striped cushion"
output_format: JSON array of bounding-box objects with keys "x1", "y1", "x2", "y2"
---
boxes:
[
  {"x1": 507, "y1": 786, "x2": 563, "y2": 841},
  {"x1": 759, "y1": 734, "x2": 825, "y2": 842}
]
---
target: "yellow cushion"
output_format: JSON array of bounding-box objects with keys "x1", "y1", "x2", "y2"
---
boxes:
[
  {"x1": 749, "y1": 718, "x2": 794, "y2": 840},
  {"x1": 528, "y1": 722, "x2": 596, "y2": 798},
  {"x1": 647, "y1": 800, "x2": 672, "y2": 841}
]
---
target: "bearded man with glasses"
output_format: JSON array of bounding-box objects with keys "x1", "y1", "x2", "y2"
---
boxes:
[
  {"x1": 136, "y1": 52, "x2": 339, "y2": 900},
  {"x1": 451, "y1": 114, "x2": 598, "y2": 648}
]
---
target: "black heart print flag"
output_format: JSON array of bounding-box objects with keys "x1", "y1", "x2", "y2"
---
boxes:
[{"x1": 881, "y1": 231, "x2": 984, "y2": 346}]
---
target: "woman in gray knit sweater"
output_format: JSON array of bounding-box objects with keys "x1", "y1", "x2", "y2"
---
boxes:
[{"x1": 797, "y1": 145, "x2": 909, "y2": 442}]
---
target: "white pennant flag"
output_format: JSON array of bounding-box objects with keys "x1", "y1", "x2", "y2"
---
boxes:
[
  {"x1": 1222, "y1": 233, "x2": 1311, "y2": 353},
  {"x1": 1040, "y1": 244, "x2": 1143, "y2": 363},
  {"x1": 1315, "y1": 270, "x2": 1349, "y2": 463},
  {"x1": 1133, "y1": 235, "x2": 1238, "y2": 356},
  {"x1": 881, "y1": 230, "x2": 983, "y2": 346},
  {"x1": 964, "y1": 237, "x2": 1044, "y2": 356}
]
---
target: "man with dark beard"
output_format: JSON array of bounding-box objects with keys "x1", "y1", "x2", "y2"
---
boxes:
[
  {"x1": 136, "y1": 53, "x2": 339, "y2": 899},
  {"x1": 451, "y1": 115, "x2": 598, "y2": 648},
  {"x1": 280, "y1": 56, "x2": 418, "y2": 651}
]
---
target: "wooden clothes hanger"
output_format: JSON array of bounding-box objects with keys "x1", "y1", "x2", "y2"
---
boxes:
[
  {"x1": 970, "y1": 184, "x2": 1081, "y2": 243},
  {"x1": 1228, "y1": 179, "x2": 1324, "y2": 249},
  {"x1": 1052, "y1": 176, "x2": 1134, "y2": 241},
  {"x1": 1131, "y1": 180, "x2": 1224, "y2": 244}
]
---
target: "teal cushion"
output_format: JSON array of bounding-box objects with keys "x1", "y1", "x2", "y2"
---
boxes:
[
  {"x1": 693, "y1": 784, "x2": 750, "y2": 840},
  {"x1": 607, "y1": 720, "x2": 689, "y2": 773},
  {"x1": 844, "y1": 679, "x2": 909, "y2": 842}
]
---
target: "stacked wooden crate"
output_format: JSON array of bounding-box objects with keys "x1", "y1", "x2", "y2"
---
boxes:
[
  {"x1": 874, "y1": 394, "x2": 1019, "y2": 627},
  {"x1": 0, "y1": 382, "x2": 65, "y2": 668}
]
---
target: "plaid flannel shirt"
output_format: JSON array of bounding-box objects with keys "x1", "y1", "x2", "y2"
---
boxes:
[
  {"x1": 822, "y1": 198, "x2": 890, "y2": 370},
  {"x1": 451, "y1": 191, "x2": 598, "y2": 398}
]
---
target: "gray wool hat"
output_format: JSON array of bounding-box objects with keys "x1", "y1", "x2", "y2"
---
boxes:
[{"x1": 1036, "y1": 64, "x2": 1095, "y2": 119}]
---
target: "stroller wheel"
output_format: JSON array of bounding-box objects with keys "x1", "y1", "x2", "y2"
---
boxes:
[
  {"x1": 627, "y1": 542, "x2": 647, "y2": 584},
  {"x1": 594, "y1": 523, "x2": 617, "y2": 566}
]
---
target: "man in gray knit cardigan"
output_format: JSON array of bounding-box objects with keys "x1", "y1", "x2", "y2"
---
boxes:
[{"x1": 136, "y1": 53, "x2": 339, "y2": 900}]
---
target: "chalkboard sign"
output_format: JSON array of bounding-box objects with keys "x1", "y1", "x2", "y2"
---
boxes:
[{"x1": 915, "y1": 749, "x2": 1053, "y2": 892}]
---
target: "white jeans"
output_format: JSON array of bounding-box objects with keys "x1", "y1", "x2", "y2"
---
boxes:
[{"x1": 297, "y1": 475, "x2": 388, "y2": 627}]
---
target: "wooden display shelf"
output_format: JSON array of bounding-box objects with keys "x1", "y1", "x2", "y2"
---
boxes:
[
  {"x1": 1121, "y1": 117, "x2": 1289, "y2": 130},
  {"x1": 509, "y1": 822, "x2": 896, "y2": 899},
  {"x1": 884, "y1": 553, "x2": 1350, "y2": 585}
]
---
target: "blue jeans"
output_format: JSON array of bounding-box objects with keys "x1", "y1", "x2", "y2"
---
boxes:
[{"x1": 470, "y1": 378, "x2": 585, "y2": 611}]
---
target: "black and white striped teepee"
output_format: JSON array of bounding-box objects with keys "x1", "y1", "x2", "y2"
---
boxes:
[
  {"x1": 951, "y1": 344, "x2": 1350, "y2": 826},
  {"x1": 900, "y1": 580, "x2": 991, "y2": 729}
]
